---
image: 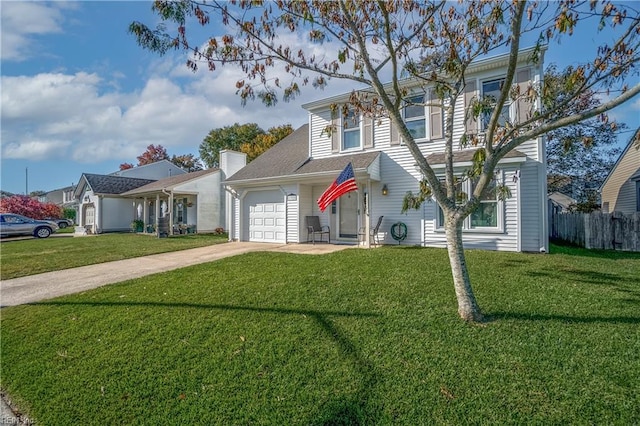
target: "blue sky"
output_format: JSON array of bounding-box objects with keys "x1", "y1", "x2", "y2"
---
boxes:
[{"x1": 1, "y1": 1, "x2": 638, "y2": 196}]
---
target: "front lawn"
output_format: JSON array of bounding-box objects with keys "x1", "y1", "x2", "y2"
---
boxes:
[
  {"x1": 1, "y1": 246, "x2": 639, "y2": 424},
  {"x1": 0, "y1": 233, "x2": 228, "y2": 280}
]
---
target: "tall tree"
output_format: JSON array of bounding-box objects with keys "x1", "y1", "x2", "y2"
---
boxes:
[
  {"x1": 131, "y1": 1, "x2": 640, "y2": 322},
  {"x1": 137, "y1": 144, "x2": 169, "y2": 166},
  {"x1": 199, "y1": 123, "x2": 264, "y2": 168},
  {"x1": 240, "y1": 124, "x2": 294, "y2": 162},
  {"x1": 119, "y1": 162, "x2": 134, "y2": 171},
  {"x1": 544, "y1": 65, "x2": 625, "y2": 202},
  {"x1": 170, "y1": 153, "x2": 204, "y2": 172}
]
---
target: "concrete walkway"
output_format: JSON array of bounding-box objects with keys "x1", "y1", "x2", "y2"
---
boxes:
[{"x1": 0, "y1": 241, "x2": 354, "y2": 308}]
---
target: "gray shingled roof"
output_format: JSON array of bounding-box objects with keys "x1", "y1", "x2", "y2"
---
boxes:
[
  {"x1": 226, "y1": 124, "x2": 380, "y2": 183},
  {"x1": 121, "y1": 168, "x2": 220, "y2": 196},
  {"x1": 82, "y1": 174, "x2": 157, "y2": 195},
  {"x1": 426, "y1": 149, "x2": 526, "y2": 165}
]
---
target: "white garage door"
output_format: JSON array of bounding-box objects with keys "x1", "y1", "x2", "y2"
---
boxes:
[{"x1": 246, "y1": 191, "x2": 286, "y2": 243}]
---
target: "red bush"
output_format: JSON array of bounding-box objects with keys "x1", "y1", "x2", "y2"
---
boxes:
[{"x1": 0, "y1": 195, "x2": 63, "y2": 220}]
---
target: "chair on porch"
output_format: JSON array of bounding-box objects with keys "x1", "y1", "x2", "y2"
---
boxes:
[
  {"x1": 306, "y1": 216, "x2": 330, "y2": 244},
  {"x1": 358, "y1": 215, "x2": 384, "y2": 247}
]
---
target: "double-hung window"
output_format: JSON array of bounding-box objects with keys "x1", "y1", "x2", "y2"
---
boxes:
[
  {"x1": 342, "y1": 110, "x2": 361, "y2": 150},
  {"x1": 470, "y1": 179, "x2": 498, "y2": 228},
  {"x1": 481, "y1": 78, "x2": 511, "y2": 130},
  {"x1": 404, "y1": 95, "x2": 426, "y2": 140},
  {"x1": 436, "y1": 177, "x2": 502, "y2": 231}
]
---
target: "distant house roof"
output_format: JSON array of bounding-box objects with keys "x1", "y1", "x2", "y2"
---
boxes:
[
  {"x1": 109, "y1": 159, "x2": 187, "y2": 177},
  {"x1": 121, "y1": 168, "x2": 219, "y2": 196},
  {"x1": 77, "y1": 173, "x2": 156, "y2": 196},
  {"x1": 226, "y1": 124, "x2": 380, "y2": 184},
  {"x1": 548, "y1": 191, "x2": 576, "y2": 211}
]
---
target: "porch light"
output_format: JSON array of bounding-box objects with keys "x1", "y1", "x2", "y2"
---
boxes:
[
  {"x1": 287, "y1": 193, "x2": 297, "y2": 201},
  {"x1": 382, "y1": 184, "x2": 388, "y2": 196}
]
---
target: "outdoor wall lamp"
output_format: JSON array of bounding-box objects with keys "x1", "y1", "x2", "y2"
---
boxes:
[{"x1": 382, "y1": 184, "x2": 388, "y2": 196}]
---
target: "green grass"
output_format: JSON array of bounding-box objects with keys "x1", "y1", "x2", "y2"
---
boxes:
[
  {"x1": 0, "y1": 233, "x2": 228, "y2": 280},
  {"x1": 1, "y1": 245, "x2": 639, "y2": 424}
]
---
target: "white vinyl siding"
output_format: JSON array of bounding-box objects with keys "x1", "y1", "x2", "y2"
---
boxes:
[
  {"x1": 295, "y1": 55, "x2": 545, "y2": 252},
  {"x1": 519, "y1": 162, "x2": 543, "y2": 252}
]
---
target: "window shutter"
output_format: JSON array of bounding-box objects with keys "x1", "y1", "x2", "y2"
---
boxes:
[
  {"x1": 464, "y1": 80, "x2": 477, "y2": 135},
  {"x1": 515, "y1": 68, "x2": 532, "y2": 124},
  {"x1": 363, "y1": 116, "x2": 374, "y2": 148},
  {"x1": 429, "y1": 89, "x2": 443, "y2": 140},
  {"x1": 331, "y1": 115, "x2": 340, "y2": 153},
  {"x1": 390, "y1": 118, "x2": 401, "y2": 146}
]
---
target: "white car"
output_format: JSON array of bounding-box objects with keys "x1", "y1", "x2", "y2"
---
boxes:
[{"x1": 0, "y1": 213, "x2": 59, "y2": 239}]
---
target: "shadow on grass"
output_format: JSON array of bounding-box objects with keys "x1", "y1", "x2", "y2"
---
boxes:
[
  {"x1": 488, "y1": 311, "x2": 640, "y2": 324},
  {"x1": 32, "y1": 300, "x2": 381, "y2": 425}
]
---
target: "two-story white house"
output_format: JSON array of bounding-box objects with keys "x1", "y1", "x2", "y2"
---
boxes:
[{"x1": 225, "y1": 48, "x2": 548, "y2": 252}]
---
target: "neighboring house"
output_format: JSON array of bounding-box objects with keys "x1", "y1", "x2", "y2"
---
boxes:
[
  {"x1": 600, "y1": 128, "x2": 640, "y2": 214},
  {"x1": 45, "y1": 185, "x2": 78, "y2": 222},
  {"x1": 75, "y1": 174, "x2": 157, "y2": 233},
  {"x1": 548, "y1": 191, "x2": 576, "y2": 214},
  {"x1": 225, "y1": 47, "x2": 548, "y2": 252},
  {"x1": 75, "y1": 154, "x2": 246, "y2": 234},
  {"x1": 110, "y1": 159, "x2": 186, "y2": 179},
  {"x1": 121, "y1": 151, "x2": 246, "y2": 234}
]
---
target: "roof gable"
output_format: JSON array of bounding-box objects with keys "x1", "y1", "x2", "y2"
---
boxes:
[
  {"x1": 80, "y1": 173, "x2": 157, "y2": 195},
  {"x1": 226, "y1": 124, "x2": 310, "y2": 182},
  {"x1": 600, "y1": 128, "x2": 640, "y2": 191}
]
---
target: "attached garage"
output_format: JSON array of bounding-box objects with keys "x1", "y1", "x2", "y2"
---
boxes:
[{"x1": 243, "y1": 190, "x2": 286, "y2": 243}]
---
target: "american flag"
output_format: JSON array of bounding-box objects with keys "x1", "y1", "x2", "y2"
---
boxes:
[{"x1": 317, "y1": 162, "x2": 358, "y2": 212}]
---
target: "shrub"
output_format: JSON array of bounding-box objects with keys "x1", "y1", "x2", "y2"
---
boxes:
[{"x1": 0, "y1": 195, "x2": 62, "y2": 219}]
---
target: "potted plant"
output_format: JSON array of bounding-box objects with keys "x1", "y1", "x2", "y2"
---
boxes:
[{"x1": 131, "y1": 219, "x2": 144, "y2": 232}]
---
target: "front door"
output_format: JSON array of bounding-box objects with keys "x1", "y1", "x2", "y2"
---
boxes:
[{"x1": 338, "y1": 192, "x2": 358, "y2": 238}]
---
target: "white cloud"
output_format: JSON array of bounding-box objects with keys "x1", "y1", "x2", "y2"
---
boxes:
[
  {"x1": 2, "y1": 139, "x2": 71, "y2": 161},
  {"x1": 0, "y1": 22, "x2": 365, "y2": 166},
  {"x1": 0, "y1": 2, "x2": 67, "y2": 61}
]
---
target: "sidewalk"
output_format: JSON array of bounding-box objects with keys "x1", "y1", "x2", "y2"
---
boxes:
[{"x1": 0, "y1": 241, "x2": 354, "y2": 307}]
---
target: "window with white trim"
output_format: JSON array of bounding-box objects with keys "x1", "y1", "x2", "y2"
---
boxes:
[
  {"x1": 436, "y1": 176, "x2": 503, "y2": 231},
  {"x1": 470, "y1": 179, "x2": 498, "y2": 228},
  {"x1": 342, "y1": 110, "x2": 361, "y2": 150},
  {"x1": 481, "y1": 78, "x2": 511, "y2": 130},
  {"x1": 404, "y1": 95, "x2": 426, "y2": 140}
]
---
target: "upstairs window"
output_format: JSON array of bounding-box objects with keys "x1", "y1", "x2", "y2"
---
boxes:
[
  {"x1": 404, "y1": 95, "x2": 426, "y2": 140},
  {"x1": 481, "y1": 78, "x2": 511, "y2": 130},
  {"x1": 342, "y1": 110, "x2": 361, "y2": 150}
]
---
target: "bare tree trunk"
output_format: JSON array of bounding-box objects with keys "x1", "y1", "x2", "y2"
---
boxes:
[{"x1": 445, "y1": 215, "x2": 484, "y2": 322}]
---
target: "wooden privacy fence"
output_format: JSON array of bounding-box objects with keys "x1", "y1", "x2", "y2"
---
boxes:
[{"x1": 550, "y1": 211, "x2": 640, "y2": 251}]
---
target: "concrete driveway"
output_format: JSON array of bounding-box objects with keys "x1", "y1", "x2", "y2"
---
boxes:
[{"x1": 0, "y1": 241, "x2": 355, "y2": 308}]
